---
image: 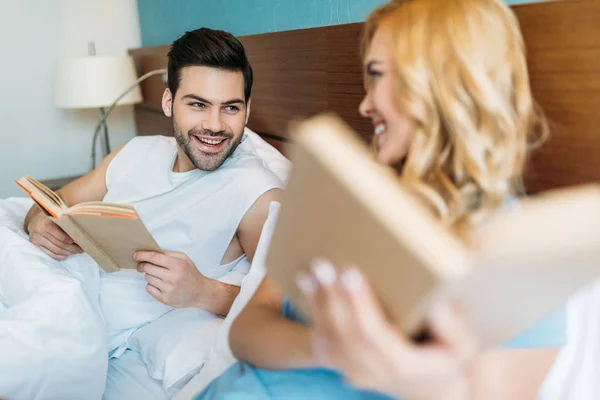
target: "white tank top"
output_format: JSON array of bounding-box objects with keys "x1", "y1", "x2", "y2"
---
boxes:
[{"x1": 99, "y1": 134, "x2": 283, "y2": 354}]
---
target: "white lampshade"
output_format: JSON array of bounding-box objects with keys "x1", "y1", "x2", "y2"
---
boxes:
[{"x1": 54, "y1": 55, "x2": 143, "y2": 109}]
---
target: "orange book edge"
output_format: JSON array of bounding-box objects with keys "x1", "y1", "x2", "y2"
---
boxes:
[
  {"x1": 14, "y1": 180, "x2": 61, "y2": 219},
  {"x1": 15, "y1": 180, "x2": 137, "y2": 220},
  {"x1": 67, "y1": 212, "x2": 137, "y2": 219}
]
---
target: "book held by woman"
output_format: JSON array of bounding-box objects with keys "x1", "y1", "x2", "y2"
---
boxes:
[{"x1": 267, "y1": 114, "x2": 600, "y2": 347}]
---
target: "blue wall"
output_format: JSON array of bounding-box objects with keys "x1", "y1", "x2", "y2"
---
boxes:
[{"x1": 138, "y1": 0, "x2": 548, "y2": 47}]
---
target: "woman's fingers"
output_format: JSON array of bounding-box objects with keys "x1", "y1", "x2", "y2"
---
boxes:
[{"x1": 428, "y1": 301, "x2": 479, "y2": 364}]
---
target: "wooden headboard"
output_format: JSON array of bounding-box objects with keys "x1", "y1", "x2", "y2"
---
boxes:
[{"x1": 129, "y1": 0, "x2": 600, "y2": 193}]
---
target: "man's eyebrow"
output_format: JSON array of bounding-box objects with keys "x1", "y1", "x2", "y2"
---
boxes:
[
  {"x1": 182, "y1": 94, "x2": 213, "y2": 105},
  {"x1": 181, "y1": 95, "x2": 245, "y2": 106},
  {"x1": 222, "y1": 99, "x2": 245, "y2": 106}
]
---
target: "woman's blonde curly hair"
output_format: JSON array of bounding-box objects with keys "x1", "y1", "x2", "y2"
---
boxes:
[{"x1": 363, "y1": 0, "x2": 548, "y2": 233}]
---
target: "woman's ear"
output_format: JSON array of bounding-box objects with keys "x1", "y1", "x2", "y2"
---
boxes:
[{"x1": 162, "y1": 89, "x2": 173, "y2": 117}]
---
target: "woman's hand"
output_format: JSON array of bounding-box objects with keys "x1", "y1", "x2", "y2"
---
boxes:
[{"x1": 297, "y1": 260, "x2": 478, "y2": 400}]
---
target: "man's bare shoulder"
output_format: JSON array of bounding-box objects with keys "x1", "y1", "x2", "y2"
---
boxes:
[
  {"x1": 236, "y1": 188, "x2": 283, "y2": 262},
  {"x1": 57, "y1": 143, "x2": 127, "y2": 206}
]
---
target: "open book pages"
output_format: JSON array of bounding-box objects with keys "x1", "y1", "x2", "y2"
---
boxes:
[
  {"x1": 15, "y1": 176, "x2": 137, "y2": 219},
  {"x1": 15, "y1": 175, "x2": 161, "y2": 273},
  {"x1": 15, "y1": 176, "x2": 67, "y2": 218}
]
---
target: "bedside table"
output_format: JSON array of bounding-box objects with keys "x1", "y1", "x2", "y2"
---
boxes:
[{"x1": 39, "y1": 175, "x2": 82, "y2": 191}]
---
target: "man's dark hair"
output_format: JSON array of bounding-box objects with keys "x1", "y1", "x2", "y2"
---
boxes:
[{"x1": 167, "y1": 28, "x2": 253, "y2": 102}]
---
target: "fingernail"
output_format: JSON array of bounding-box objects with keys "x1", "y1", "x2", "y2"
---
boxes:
[
  {"x1": 340, "y1": 267, "x2": 363, "y2": 292},
  {"x1": 312, "y1": 260, "x2": 336, "y2": 286},
  {"x1": 296, "y1": 273, "x2": 316, "y2": 297},
  {"x1": 133, "y1": 252, "x2": 139, "y2": 260}
]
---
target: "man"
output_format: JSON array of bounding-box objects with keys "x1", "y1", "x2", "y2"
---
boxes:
[{"x1": 15, "y1": 28, "x2": 283, "y2": 399}]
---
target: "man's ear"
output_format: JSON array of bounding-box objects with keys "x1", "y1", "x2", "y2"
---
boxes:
[
  {"x1": 245, "y1": 98, "x2": 252, "y2": 125},
  {"x1": 162, "y1": 89, "x2": 173, "y2": 117}
]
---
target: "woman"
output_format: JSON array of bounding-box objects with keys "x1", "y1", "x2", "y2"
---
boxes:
[{"x1": 197, "y1": 0, "x2": 563, "y2": 398}]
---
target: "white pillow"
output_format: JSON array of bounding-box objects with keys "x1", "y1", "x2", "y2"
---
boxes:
[
  {"x1": 173, "y1": 202, "x2": 281, "y2": 400},
  {"x1": 244, "y1": 127, "x2": 292, "y2": 183},
  {"x1": 127, "y1": 306, "x2": 225, "y2": 394}
]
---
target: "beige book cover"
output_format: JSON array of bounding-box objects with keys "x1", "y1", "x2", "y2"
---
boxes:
[
  {"x1": 16, "y1": 176, "x2": 161, "y2": 273},
  {"x1": 266, "y1": 114, "x2": 600, "y2": 347}
]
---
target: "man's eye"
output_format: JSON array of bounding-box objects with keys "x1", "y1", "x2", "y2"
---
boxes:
[
  {"x1": 224, "y1": 106, "x2": 239, "y2": 112},
  {"x1": 191, "y1": 102, "x2": 207, "y2": 109}
]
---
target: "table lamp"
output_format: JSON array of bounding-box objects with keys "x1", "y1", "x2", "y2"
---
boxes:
[{"x1": 54, "y1": 47, "x2": 166, "y2": 170}]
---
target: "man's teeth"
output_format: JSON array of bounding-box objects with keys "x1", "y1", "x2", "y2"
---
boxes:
[
  {"x1": 197, "y1": 137, "x2": 225, "y2": 145},
  {"x1": 374, "y1": 124, "x2": 386, "y2": 136}
]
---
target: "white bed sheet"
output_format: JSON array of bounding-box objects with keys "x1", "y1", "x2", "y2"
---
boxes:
[{"x1": 104, "y1": 349, "x2": 168, "y2": 400}]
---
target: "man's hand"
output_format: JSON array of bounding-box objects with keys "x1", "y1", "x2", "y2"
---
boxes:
[
  {"x1": 135, "y1": 250, "x2": 240, "y2": 316},
  {"x1": 26, "y1": 209, "x2": 83, "y2": 260},
  {"x1": 134, "y1": 251, "x2": 207, "y2": 309},
  {"x1": 23, "y1": 144, "x2": 127, "y2": 261}
]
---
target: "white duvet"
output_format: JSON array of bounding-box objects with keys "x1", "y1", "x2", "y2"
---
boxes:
[
  {"x1": 0, "y1": 197, "x2": 108, "y2": 399},
  {"x1": 0, "y1": 197, "x2": 279, "y2": 400}
]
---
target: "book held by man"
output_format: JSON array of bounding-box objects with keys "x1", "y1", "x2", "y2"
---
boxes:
[
  {"x1": 266, "y1": 114, "x2": 600, "y2": 347},
  {"x1": 16, "y1": 176, "x2": 161, "y2": 273}
]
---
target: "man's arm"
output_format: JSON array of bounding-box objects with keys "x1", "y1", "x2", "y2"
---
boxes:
[
  {"x1": 136, "y1": 188, "x2": 283, "y2": 316},
  {"x1": 24, "y1": 145, "x2": 125, "y2": 259},
  {"x1": 204, "y1": 188, "x2": 284, "y2": 313},
  {"x1": 236, "y1": 188, "x2": 282, "y2": 262}
]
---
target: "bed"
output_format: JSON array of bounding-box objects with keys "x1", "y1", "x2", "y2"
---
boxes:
[{"x1": 125, "y1": 1, "x2": 600, "y2": 398}]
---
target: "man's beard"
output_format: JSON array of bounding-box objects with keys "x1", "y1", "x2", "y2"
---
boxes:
[{"x1": 173, "y1": 120, "x2": 243, "y2": 171}]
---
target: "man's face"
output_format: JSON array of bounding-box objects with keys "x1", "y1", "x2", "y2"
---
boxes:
[{"x1": 162, "y1": 66, "x2": 250, "y2": 171}]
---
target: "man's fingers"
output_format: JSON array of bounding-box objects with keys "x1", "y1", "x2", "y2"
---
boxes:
[
  {"x1": 134, "y1": 251, "x2": 170, "y2": 268},
  {"x1": 46, "y1": 223, "x2": 75, "y2": 245},
  {"x1": 40, "y1": 223, "x2": 79, "y2": 251},
  {"x1": 137, "y1": 262, "x2": 169, "y2": 278},
  {"x1": 37, "y1": 236, "x2": 74, "y2": 256},
  {"x1": 144, "y1": 273, "x2": 165, "y2": 289},
  {"x1": 40, "y1": 233, "x2": 68, "y2": 251},
  {"x1": 33, "y1": 233, "x2": 83, "y2": 258},
  {"x1": 71, "y1": 243, "x2": 84, "y2": 253},
  {"x1": 40, "y1": 246, "x2": 67, "y2": 261},
  {"x1": 50, "y1": 239, "x2": 82, "y2": 255},
  {"x1": 146, "y1": 284, "x2": 164, "y2": 303}
]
